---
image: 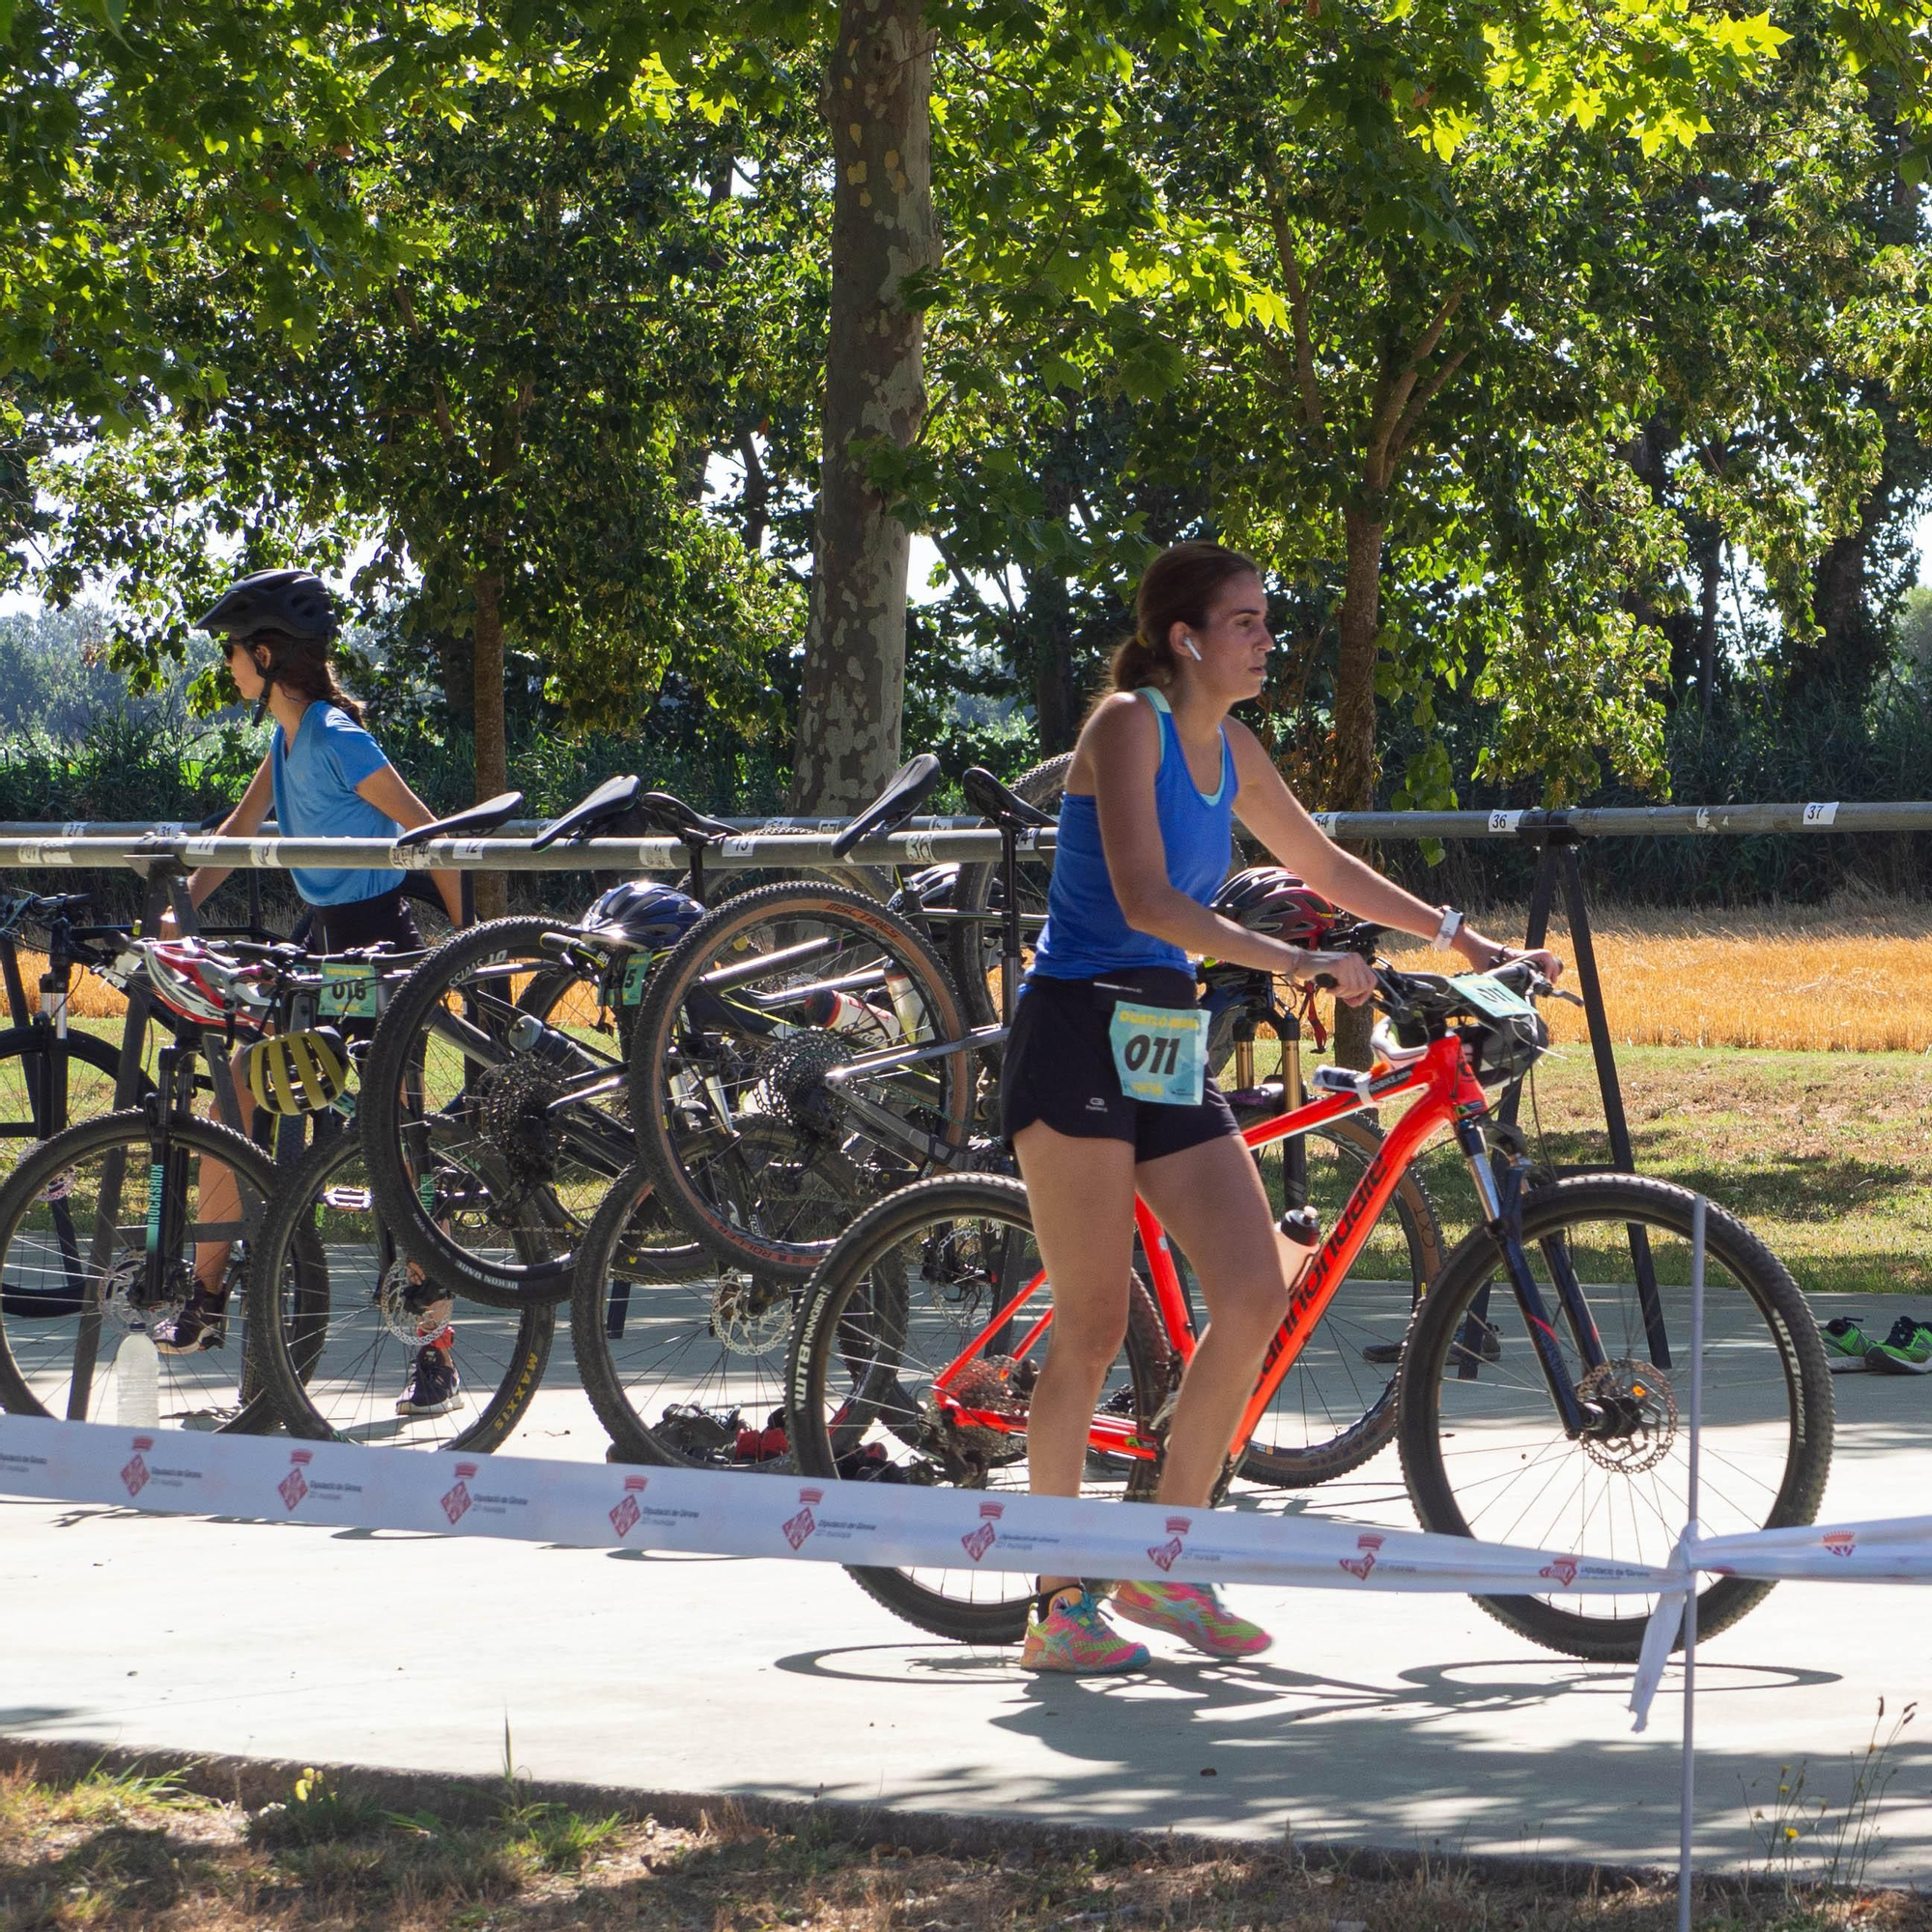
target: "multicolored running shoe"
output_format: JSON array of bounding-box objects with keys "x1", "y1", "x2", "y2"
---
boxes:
[
  {"x1": 1822, "y1": 1316, "x2": 1878, "y2": 1373},
  {"x1": 1020, "y1": 1588, "x2": 1150, "y2": 1674},
  {"x1": 1111, "y1": 1579, "x2": 1273, "y2": 1658},
  {"x1": 1866, "y1": 1314, "x2": 1932, "y2": 1376}
]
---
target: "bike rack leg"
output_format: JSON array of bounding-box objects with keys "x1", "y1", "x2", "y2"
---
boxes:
[{"x1": 1557, "y1": 842, "x2": 1668, "y2": 1367}]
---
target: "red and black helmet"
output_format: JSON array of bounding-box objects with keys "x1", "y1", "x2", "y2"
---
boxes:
[{"x1": 1210, "y1": 867, "x2": 1337, "y2": 946}]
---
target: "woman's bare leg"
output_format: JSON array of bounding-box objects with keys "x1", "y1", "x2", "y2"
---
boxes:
[
  {"x1": 1011, "y1": 1120, "x2": 1138, "y2": 1596},
  {"x1": 1135, "y1": 1132, "x2": 1304, "y2": 1509}
]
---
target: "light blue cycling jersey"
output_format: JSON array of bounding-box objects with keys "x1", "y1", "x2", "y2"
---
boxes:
[{"x1": 270, "y1": 702, "x2": 404, "y2": 906}]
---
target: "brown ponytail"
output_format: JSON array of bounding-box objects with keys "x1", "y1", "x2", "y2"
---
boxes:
[
  {"x1": 252, "y1": 630, "x2": 366, "y2": 724},
  {"x1": 1109, "y1": 540, "x2": 1262, "y2": 693}
]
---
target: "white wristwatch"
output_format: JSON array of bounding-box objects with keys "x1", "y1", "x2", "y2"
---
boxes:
[{"x1": 1430, "y1": 907, "x2": 1465, "y2": 952}]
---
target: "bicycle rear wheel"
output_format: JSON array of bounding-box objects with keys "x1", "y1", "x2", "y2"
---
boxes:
[
  {"x1": 0, "y1": 1110, "x2": 296, "y2": 1431},
  {"x1": 786, "y1": 1174, "x2": 1171, "y2": 1645},
  {"x1": 246, "y1": 1125, "x2": 554, "y2": 1451},
  {"x1": 361, "y1": 917, "x2": 681, "y2": 1306},
  {"x1": 1397, "y1": 1173, "x2": 1833, "y2": 1662},
  {"x1": 630, "y1": 882, "x2": 976, "y2": 1279}
]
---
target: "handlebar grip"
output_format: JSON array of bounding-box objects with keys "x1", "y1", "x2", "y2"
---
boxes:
[{"x1": 1313, "y1": 973, "x2": 1338, "y2": 991}]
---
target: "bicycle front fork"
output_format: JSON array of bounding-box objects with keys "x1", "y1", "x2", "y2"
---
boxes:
[{"x1": 1457, "y1": 1118, "x2": 1605, "y2": 1437}]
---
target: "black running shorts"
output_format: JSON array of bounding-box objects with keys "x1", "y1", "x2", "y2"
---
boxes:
[{"x1": 1001, "y1": 966, "x2": 1240, "y2": 1164}]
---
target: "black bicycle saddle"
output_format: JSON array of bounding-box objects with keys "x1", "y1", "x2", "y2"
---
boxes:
[
  {"x1": 830, "y1": 754, "x2": 944, "y2": 859},
  {"x1": 530, "y1": 775, "x2": 643, "y2": 851},
  {"x1": 961, "y1": 766, "x2": 1055, "y2": 833},
  {"x1": 636, "y1": 790, "x2": 735, "y2": 845},
  {"x1": 394, "y1": 790, "x2": 526, "y2": 850}
]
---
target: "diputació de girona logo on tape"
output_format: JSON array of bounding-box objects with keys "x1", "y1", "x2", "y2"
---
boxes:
[
  {"x1": 441, "y1": 1462, "x2": 479, "y2": 1525},
  {"x1": 781, "y1": 1487, "x2": 823, "y2": 1551},
  {"x1": 1824, "y1": 1530, "x2": 1857, "y2": 1559},
  {"x1": 121, "y1": 1434, "x2": 156, "y2": 1499},
  {"x1": 1148, "y1": 1514, "x2": 1193, "y2": 1573},
  {"x1": 609, "y1": 1472, "x2": 650, "y2": 1539},
  {"x1": 278, "y1": 1448, "x2": 314, "y2": 1513},
  {"x1": 1538, "y1": 1554, "x2": 1579, "y2": 1587},
  {"x1": 960, "y1": 1497, "x2": 1004, "y2": 1563},
  {"x1": 1339, "y1": 1531, "x2": 1384, "y2": 1580}
]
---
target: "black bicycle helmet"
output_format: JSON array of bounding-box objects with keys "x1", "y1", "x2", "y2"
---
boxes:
[
  {"x1": 195, "y1": 567, "x2": 340, "y2": 643},
  {"x1": 1211, "y1": 867, "x2": 1338, "y2": 945},
  {"x1": 580, "y1": 881, "x2": 704, "y2": 950}
]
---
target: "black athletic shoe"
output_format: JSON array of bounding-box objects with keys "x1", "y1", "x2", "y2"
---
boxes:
[
  {"x1": 155, "y1": 1288, "x2": 227, "y2": 1354},
  {"x1": 396, "y1": 1342, "x2": 461, "y2": 1417}
]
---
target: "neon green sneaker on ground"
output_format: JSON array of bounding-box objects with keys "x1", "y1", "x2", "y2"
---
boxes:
[
  {"x1": 1111, "y1": 1579, "x2": 1273, "y2": 1659},
  {"x1": 1822, "y1": 1316, "x2": 1877, "y2": 1373},
  {"x1": 1866, "y1": 1315, "x2": 1932, "y2": 1375},
  {"x1": 1020, "y1": 1589, "x2": 1150, "y2": 1674}
]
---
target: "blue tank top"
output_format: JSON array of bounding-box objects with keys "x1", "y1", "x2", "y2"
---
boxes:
[{"x1": 1030, "y1": 688, "x2": 1234, "y2": 981}]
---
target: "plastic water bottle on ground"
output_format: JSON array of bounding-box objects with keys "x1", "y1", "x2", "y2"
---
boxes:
[{"x1": 113, "y1": 1329, "x2": 160, "y2": 1428}]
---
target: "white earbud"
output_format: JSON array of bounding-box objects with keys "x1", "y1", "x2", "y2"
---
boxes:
[{"x1": 1179, "y1": 635, "x2": 1204, "y2": 662}]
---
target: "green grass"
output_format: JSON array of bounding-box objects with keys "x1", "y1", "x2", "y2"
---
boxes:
[{"x1": 2, "y1": 1755, "x2": 1925, "y2": 1932}]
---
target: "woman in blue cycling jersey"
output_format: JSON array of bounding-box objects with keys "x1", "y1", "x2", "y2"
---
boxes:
[
  {"x1": 1007, "y1": 541, "x2": 1562, "y2": 1673},
  {"x1": 156, "y1": 569, "x2": 467, "y2": 1419}
]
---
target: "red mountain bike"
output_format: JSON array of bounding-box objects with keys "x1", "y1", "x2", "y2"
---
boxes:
[{"x1": 785, "y1": 960, "x2": 1832, "y2": 1662}]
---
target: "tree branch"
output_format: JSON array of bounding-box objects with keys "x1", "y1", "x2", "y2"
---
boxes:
[
  {"x1": 1365, "y1": 278, "x2": 1473, "y2": 479},
  {"x1": 395, "y1": 283, "x2": 461, "y2": 455}
]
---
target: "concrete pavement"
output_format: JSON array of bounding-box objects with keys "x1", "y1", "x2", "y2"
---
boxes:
[{"x1": 7, "y1": 1321, "x2": 1932, "y2": 1882}]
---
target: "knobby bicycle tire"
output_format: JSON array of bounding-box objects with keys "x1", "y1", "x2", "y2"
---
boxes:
[
  {"x1": 947, "y1": 752, "x2": 1070, "y2": 1043},
  {"x1": 1397, "y1": 1173, "x2": 1832, "y2": 1662},
  {"x1": 0, "y1": 1109, "x2": 296, "y2": 1431},
  {"x1": 786, "y1": 1172, "x2": 1171, "y2": 1646},
  {"x1": 360, "y1": 916, "x2": 650, "y2": 1307},
  {"x1": 247, "y1": 1126, "x2": 554, "y2": 1453},
  {"x1": 630, "y1": 881, "x2": 976, "y2": 1280}
]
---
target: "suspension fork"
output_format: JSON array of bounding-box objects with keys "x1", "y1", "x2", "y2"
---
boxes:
[{"x1": 1458, "y1": 1120, "x2": 1600, "y2": 1435}]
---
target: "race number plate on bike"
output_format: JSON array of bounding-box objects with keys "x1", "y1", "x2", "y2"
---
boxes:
[
  {"x1": 1449, "y1": 973, "x2": 1538, "y2": 1021},
  {"x1": 318, "y1": 961, "x2": 384, "y2": 1020},
  {"x1": 1108, "y1": 1005, "x2": 1208, "y2": 1106}
]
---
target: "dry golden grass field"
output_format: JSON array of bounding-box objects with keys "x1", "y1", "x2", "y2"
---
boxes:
[
  {"x1": 19, "y1": 895, "x2": 1932, "y2": 1051},
  {"x1": 1380, "y1": 895, "x2": 1932, "y2": 1055}
]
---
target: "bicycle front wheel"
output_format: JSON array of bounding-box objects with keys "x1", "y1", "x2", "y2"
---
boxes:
[
  {"x1": 786, "y1": 1174, "x2": 1171, "y2": 1645},
  {"x1": 246, "y1": 1125, "x2": 554, "y2": 1452},
  {"x1": 1397, "y1": 1174, "x2": 1833, "y2": 1662},
  {"x1": 0, "y1": 1110, "x2": 297, "y2": 1431}
]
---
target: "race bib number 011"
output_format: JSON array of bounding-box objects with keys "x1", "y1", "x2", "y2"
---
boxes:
[{"x1": 1108, "y1": 1005, "x2": 1208, "y2": 1107}]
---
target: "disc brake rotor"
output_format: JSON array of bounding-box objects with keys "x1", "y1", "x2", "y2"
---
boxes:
[
  {"x1": 711, "y1": 1272, "x2": 792, "y2": 1356},
  {"x1": 1577, "y1": 1357, "x2": 1676, "y2": 1473}
]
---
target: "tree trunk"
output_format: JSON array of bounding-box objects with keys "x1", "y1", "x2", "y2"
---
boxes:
[
  {"x1": 471, "y1": 568, "x2": 509, "y2": 922},
  {"x1": 1328, "y1": 509, "x2": 1385, "y2": 1066},
  {"x1": 790, "y1": 0, "x2": 938, "y2": 812}
]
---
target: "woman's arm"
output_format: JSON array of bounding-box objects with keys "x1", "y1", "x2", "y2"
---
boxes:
[
  {"x1": 1225, "y1": 723, "x2": 1559, "y2": 976},
  {"x1": 356, "y1": 764, "x2": 466, "y2": 927},
  {"x1": 1090, "y1": 697, "x2": 1378, "y2": 1001},
  {"x1": 180, "y1": 755, "x2": 276, "y2": 915}
]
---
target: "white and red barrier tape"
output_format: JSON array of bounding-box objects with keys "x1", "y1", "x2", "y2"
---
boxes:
[{"x1": 4, "y1": 1413, "x2": 1927, "y2": 1730}]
